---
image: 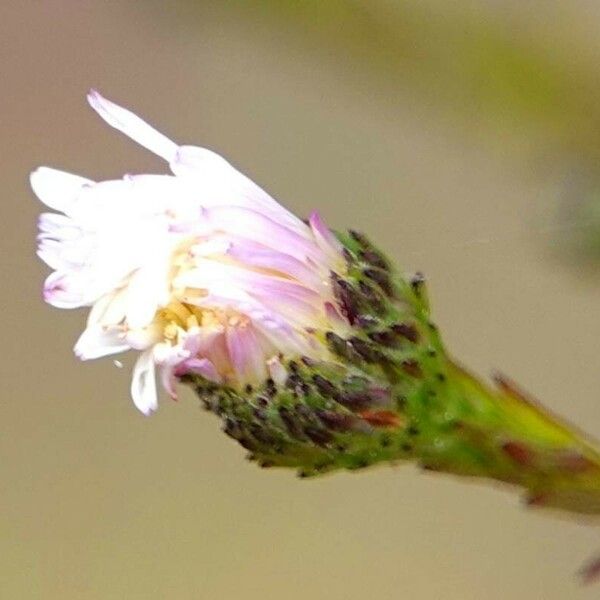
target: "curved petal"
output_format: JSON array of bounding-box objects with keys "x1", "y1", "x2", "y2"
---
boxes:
[
  {"x1": 226, "y1": 324, "x2": 267, "y2": 382},
  {"x1": 171, "y1": 146, "x2": 308, "y2": 234},
  {"x1": 74, "y1": 326, "x2": 130, "y2": 360},
  {"x1": 226, "y1": 240, "x2": 322, "y2": 288},
  {"x1": 205, "y1": 206, "x2": 324, "y2": 264},
  {"x1": 175, "y1": 357, "x2": 221, "y2": 383},
  {"x1": 308, "y1": 211, "x2": 343, "y2": 263},
  {"x1": 159, "y1": 364, "x2": 178, "y2": 400},
  {"x1": 37, "y1": 244, "x2": 74, "y2": 272},
  {"x1": 30, "y1": 167, "x2": 92, "y2": 213},
  {"x1": 131, "y1": 349, "x2": 158, "y2": 415},
  {"x1": 43, "y1": 271, "x2": 87, "y2": 308},
  {"x1": 87, "y1": 90, "x2": 178, "y2": 162},
  {"x1": 38, "y1": 213, "x2": 81, "y2": 239}
]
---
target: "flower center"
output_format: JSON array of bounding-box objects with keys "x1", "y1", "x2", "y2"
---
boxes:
[{"x1": 156, "y1": 300, "x2": 249, "y2": 342}]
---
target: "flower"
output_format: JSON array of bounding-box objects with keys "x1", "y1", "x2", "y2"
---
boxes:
[{"x1": 32, "y1": 91, "x2": 348, "y2": 415}]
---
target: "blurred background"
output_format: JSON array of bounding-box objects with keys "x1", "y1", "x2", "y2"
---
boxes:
[{"x1": 3, "y1": 1, "x2": 600, "y2": 598}]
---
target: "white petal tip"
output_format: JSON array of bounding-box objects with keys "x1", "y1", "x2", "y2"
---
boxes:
[
  {"x1": 87, "y1": 88, "x2": 101, "y2": 102},
  {"x1": 86, "y1": 88, "x2": 100, "y2": 105},
  {"x1": 86, "y1": 89, "x2": 113, "y2": 114},
  {"x1": 131, "y1": 350, "x2": 158, "y2": 416},
  {"x1": 29, "y1": 167, "x2": 48, "y2": 198},
  {"x1": 43, "y1": 282, "x2": 76, "y2": 309},
  {"x1": 86, "y1": 89, "x2": 178, "y2": 162},
  {"x1": 30, "y1": 166, "x2": 92, "y2": 212},
  {"x1": 29, "y1": 166, "x2": 44, "y2": 186},
  {"x1": 136, "y1": 405, "x2": 156, "y2": 417},
  {"x1": 133, "y1": 394, "x2": 158, "y2": 416}
]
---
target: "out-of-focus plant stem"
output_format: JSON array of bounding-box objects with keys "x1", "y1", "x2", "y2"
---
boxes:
[{"x1": 227, "y1": 1, "x2": 600, "y2": 162}]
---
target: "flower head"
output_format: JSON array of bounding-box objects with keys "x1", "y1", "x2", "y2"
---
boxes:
[
  {"x1": 32, "y1": 91, "x2": 347, "y2": 414},
  {"x1": 31, "y1": 95, "x2": 600, "y2": 549}
]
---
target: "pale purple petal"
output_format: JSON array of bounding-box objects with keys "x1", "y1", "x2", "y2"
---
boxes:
[
  {"x1": 324, "y1": 301, "x2": 349, "y2": 330},
  {"x1": 178, "y1": 259, "x2": 321, "y2": 304},
  {"x1": 226, "y1": 240, "x2": 322, "y2": 288},
  {"x1": 43, "y1": 271, "x2": 86, "y2": 308},
  {"x1": 195, "y1": 329, "x2": 230, "y2": 377},
  {"x1": 180, "y1": 326, "x2": 202, "y2": 356},
  {"x1": 171, "y1": 146, "x2": 308, "y2": 234},
  {"x1": 183, "y1": 286, "x2": 310, "y2": 355},
  {"x1": 175, "y1": 358, "x2": 221, "y2": 383},
  {"x1": 205, "y1": 206, "x2": 325, "y2": 264},
  {"x1": 308, "y1": 211, "x2": 342, "y2": 261},
  {"x1": 208, "y1": 294, "x2": 310, "y2": 356},
  {"x1": 160, "y1": 364, "x2": 178, "y2": 399},
  {"x1": 178, "y1": 265, "x2": 321, "y2": 329},
  {"x1": 226, "y1": 324, "x2": 267, "y2": 382}
]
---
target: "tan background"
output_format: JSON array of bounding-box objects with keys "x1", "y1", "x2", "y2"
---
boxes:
[{"x1": 3, "y1": 2, "x2": 600, "y2": 598}]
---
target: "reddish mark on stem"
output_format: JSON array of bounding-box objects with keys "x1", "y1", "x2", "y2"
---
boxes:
[
  {"x1": 556, "y1": 451, "x2": 594, "y2": 474},
  {"x1": 359, "y1": 410, "x2": 402, "y2": 428},
  {"x1": 401, "y1": 360, "x2": 423, "y2": 378},
  {"x1": 502, "y1": 441, "x2": 534, "y2": 467},
  {"x1": 525, "y1": 492, "x2": 547, "y2": 507}
]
